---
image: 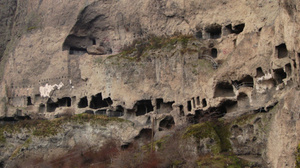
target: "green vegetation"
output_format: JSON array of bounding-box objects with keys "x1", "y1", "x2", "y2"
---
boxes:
[
  {"x1": 0, "y1": 113, "x2": 128, "y2": 142},
  {"x1": 97, "y1": 34, "x2": 196, "y2": 63},
  {"x1": 196, "y1": 153, "x2": 250, "y2": 168},
  {"x1": 184, "y1": 120, "x2": 231, "y2": 154},
  {"x1": 296, "y1": 143, "x2": 300, "y2": 168},
  {"x1": 9, "y1": 137, "x2": 32, "y2": 160}
]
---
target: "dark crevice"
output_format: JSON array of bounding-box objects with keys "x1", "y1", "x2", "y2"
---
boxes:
[{"x1": 187, "y1": 100, "x2": 192, "y2": 111}]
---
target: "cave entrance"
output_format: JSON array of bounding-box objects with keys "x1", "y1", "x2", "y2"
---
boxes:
[
  {"x1": 135, "y1": 128, "x2": 152, "y2": 141},
  {"x1": 241, "y1": 75, "x2": 254, "y2": 87},
  {"x1": 136, "y1": 100, "x2": 153, "y2": 116},
  {"x1": 276, "y1": 43, "x2": 288, "y2": 59},
  {"x1": 27, "y1": 97, "x2": 33, "y2": 106},
  {"x1": 179, "y1": 105, "x2": 184, "y2": 116},
  {"x1": 211, "y1": 48, "x2": 218, "y2": 58},
  {"x1": 233, "y1": 75, "x2": 254, "y2": 89},
  {"x1": 47, "y1": 99, "x2": 58, "y2": 112},
  {"x1": 214, "y1": 82, "x2": 235, "y2": 98},
  {"x1": 205, "y1": 24, "x2": 222, "y2": 39},
  {"x1": 91, "y1": 38, "x2": 96, "y2": 45},
  {"x1": 256, "y1": 67, "x2": 264, "y2": 78},
  {"x1": 202, "y1": 98, "x2": 207, "y2": 107},
  {"x1": 225, "y1": 23, "x2": 245, "y2": 34},
  {"x1": 57, "y1": 97, "x2": 71, "y2": 107},
  {"x1": 273, "y1": 68, "x2": 287, "y2": 84},
  {"x1": 196, "y1": 97, "x2": 200, "y2": 106},
  {"x1": 89, "y1": 93, "x2": 112, "y2": 109},
  {"x1": 187, "y1": 100, "x2": 192, "y2": 111},
  {"x1": 159, "y1": 116, "x2": 175, "y2": 131},
  {"x1": 78, "y1": 96, "x2": 88, "y2": 108}
]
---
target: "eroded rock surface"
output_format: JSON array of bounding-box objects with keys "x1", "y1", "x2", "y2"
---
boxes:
[{"x1": 0, "y1": 0, "x2": 300, "y2": 167}]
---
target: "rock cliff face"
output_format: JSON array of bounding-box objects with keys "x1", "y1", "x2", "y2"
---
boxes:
[{"x1": 1, "y1": 0, "x2": 300, "y2": 167}]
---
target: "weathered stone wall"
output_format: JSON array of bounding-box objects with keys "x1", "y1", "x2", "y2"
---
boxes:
[{"x1": 0, "y1": 0, "x2": 300, "y2": 167}]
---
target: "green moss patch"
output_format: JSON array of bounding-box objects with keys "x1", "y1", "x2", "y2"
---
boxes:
[
  {"x1": 197, "y1": 154, "x2": 250, "y2": 168},
  {"x1": 0, "y1": 114, "x2": 128, "y2": 141},
  {"x1": 296, "y1": 143, "x2": 300, "y2": 168},
  {"x1": 183, "y1": 120, "x2": 231, "y2": 153}
]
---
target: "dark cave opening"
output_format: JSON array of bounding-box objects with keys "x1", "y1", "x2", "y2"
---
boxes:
[
  {"x1": 27, "y1": 97, "x2": 33, "y2": 106},
  {"x1": 89, "y1": 93, "x2": 112, "y2": 109},
  {"x1": 233, "y1": 75, "x2": 254, "y2": 89},
  {"x1": 276, "y1": 43, "x2": 288, "y2": 59},
  {"x1": 232, "y1": 23, "x2": 245, "y2": 34},
  {"x1": 256, "y1": 67, "x2": 265, "y2": 78},
  {"x1": 91, "y1": 38, "x2": 96, "y2": 45},
  {"x1": 205, "y1": 24, "x2": 222, "y2": 39},
  {"x1": 78, "y1": 96, "x2": 88, "y2": 108},
  {"x1": 211, "y1": 48, "x2": 218, "y2": 58},
  {"x1": 202, "y1": 98, "x2": 207, "y2": 107},
  {"x1": 196, "y1": 96, "x2": 200, "y2": 106},
  {"x1": 57, "y1": 97, "x2": 71, "y2": 107},
  {"x1": 47, "y1": 99, "x2": 58, "y2": 112},
  {"x1": 214, "y1": 82, "x2": 235, "y2": 98},
  {"x1": 273, "y1": 68, "x2": 287, "y2": 84},
  {"x1": 225, "y1": 24, "x2": 246, "y2": 35},
  {"x1": 135, "y1": 128, "x2": 152, "y2": 141},
  {"x1": 159, "y1": 116, "x2": 175, "y2": 131},
  {"x1": 187, "y1": 100, "x2": 192, "y2": 111},
  {"x1": 136, "y1": 100, "x2": 153, "y2": 116},
  {"x1": 179, "y1": 105, "x2": 184, "y2": 116}
]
